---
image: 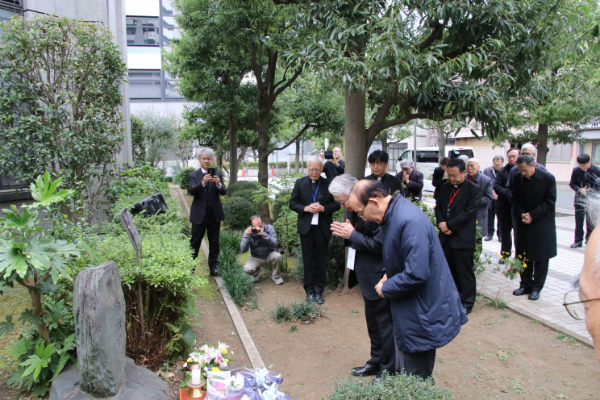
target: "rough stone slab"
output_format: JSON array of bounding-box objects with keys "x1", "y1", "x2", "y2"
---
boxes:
[
  {"x1": 49, "y1": 358, "x2": 170, "y2": 400},
  {"x1": 73, "y1": 261, "x2": 126, "y2": 397}
]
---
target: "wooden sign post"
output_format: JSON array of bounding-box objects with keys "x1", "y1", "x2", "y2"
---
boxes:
[{"x1": 118, "y1": 208, "x2": 146, "y2": 336}]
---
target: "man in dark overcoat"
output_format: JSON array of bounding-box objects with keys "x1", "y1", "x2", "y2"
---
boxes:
[
  {"x1": 189, "y1": 147, "x2": 227, "y2": 276},
  {"x1": 289, "y1": 155, "x2": 340, "y2": 304},
  {"x1": 329, "y1": 174, "x2": 397, "y2": 382},
  {"x1": 483, "y1": 155, "x2": 504, "y2": 241},
  {"x1": 432, "y1": 157, "x2": 450, "y2": 200},
  {"x1": 569, "y1": 153, "x2": 600, "y2": 248},
  {"x1": 397, "y1": 159, "x2": 423, "y2": 202},
  {"x1": 465, "y1": 158, "x2": 493, "y2": 241},
  {"x1": 511, "y1": 155, "x2": 557, "y2": 301},
  {"x1": 435, "y1": 158, "x2": 483, "y2": 314},
  {"x1": 494, "y1": 148, "x2": 520, "y2": 263}
]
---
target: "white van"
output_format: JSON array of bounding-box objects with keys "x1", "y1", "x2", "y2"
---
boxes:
[{"x1": 396, "y1": 147, "x2": 475, "y2": 192}]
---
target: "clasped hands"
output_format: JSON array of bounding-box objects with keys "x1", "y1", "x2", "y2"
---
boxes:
[
  {"x1": 521, "y1": 213, "x2": 532, "y2": 224},
  {"x1": 330, "y1": 219, "x2": 354, "y2": 239},
  {"x1": 202, "y1": 174, "x2": 221, "y2": 187},
  {"x1": 304, "y1": 203, "x2": 324, "y2": 213},
  {"x1": 375, "y1": 274, "x2": 388, "y2": 298},
  {"x1": 437, "y1": 221, "x2": 453, "y2": 235}
]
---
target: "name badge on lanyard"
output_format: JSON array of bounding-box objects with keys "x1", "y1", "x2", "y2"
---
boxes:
[
  {"x1": 311, "y1": 213, "x2": 319, "y2": 225},
  {"x1": 311, "y1": 179, "x2": 321, "y2": 225},
  {"x1": 347, "y1": 248, "x2": 356, "y2": 270}
]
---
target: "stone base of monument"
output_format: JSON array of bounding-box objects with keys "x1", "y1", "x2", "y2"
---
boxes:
[{"x1": 49, "y1": 358, "x2": 170, "y2": 400}]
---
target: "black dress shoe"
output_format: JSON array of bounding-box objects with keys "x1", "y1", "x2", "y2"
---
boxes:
[
  {"x1": 570, "y1": 241, "x2": 583, "y2": 248},
  {"x1": 306, "y1": 294, "x2": 316, "y2": 304},
  {"x1": 498, "y1": 258, "x2": 506, "y2": 265},
  {"x1": 513, "y1": 287, "x2": 530, "y2": 296},
  {"x1": 528, "y1": 291, "x2": 540, "y2": 300},
  {"x1": 351, "y1": 362, "x2": 380, "y2": 377},
  {"x1": 484, "y1": 235, "x2": 493, "y2": 241},
  {"x1": 209, "y1": 268, "x2": 221, "y2": 277}
]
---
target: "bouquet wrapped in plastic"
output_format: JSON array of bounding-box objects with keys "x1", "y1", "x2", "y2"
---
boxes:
[{"x1": 207, "y1": 367, "x2": 290, "y2": 400}]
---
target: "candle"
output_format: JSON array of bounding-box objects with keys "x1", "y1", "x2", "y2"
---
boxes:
[{"x1": 191, "y1": 366, "x2": 201, "y2": 385}]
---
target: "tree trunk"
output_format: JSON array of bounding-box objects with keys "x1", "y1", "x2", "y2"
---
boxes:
[
  {"x1": 257, "y1": 107, "x2": 273, "y2": 224},
  {"x1": 228, "y1": 113, "x2": 239, "y2": 185},
  {"x1": 537, "y1": 123, "x2": 549, "y2": 166},
  {"x1": 29, "y1": 287, "x2": 51, "y2": 345},
  {"x1": 437, "y1": 122, "x2": 447, "y2": 162},
  {"x1": 343, "y1": 89, "x2": 368, "y2": 179},
  {"x1": 237, "y1": 146, "x2": 248, "y2": 171},
  {"x1": 380, "y1": 132, "x2": 388, "y2": 154},
  {"x1": 295, "y1": 139, "x2": 300, "y2": 172},
  {"x1": 252, "y1": 149, "x2": 258, "y2": 162}
]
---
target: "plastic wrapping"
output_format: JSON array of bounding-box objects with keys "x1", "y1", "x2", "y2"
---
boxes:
[{"x1": 206, "y1": 368, "x2": 289, "y2": 400}]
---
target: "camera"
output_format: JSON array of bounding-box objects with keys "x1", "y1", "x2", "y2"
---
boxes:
[
  {"x1": 323, "y1": 151, "x2": 334, "y2": 160},
  {"x1": 251, "y1": 227, "x2": 258, "y2": 234},
  {"x1": 207, "y1": 167, "x2": 217, "y2": 177}
]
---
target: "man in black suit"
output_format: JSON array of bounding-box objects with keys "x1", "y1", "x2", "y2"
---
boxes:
[
  {"x1": 322, "y1": 146, "x2": 345, "y2": 182},
  {"x1": 366, "y1": 150, "x2": 402, "y2": 195},
  {"x1": 483, "y1": 155, "x2": 504, "y2": 241},
  {"x1": 397, "y1": 159, "x2": 424, "y2": 202},
  {"x1": 329, "y1": 174, "x2": 397, "y2": 382},
  {"x1": 494, "y1": 148, "x2": 520, "y2": 264},
  {"x1": 569, "y1": 153, "x2": 600, "y2": 248},
  {"x1": 511, "y1": 155, "x2": 557, "y2": 301},
  {"x1": 189, "y1": 148, "x2": 227, "y2": 276},
  {"x1": 432, "y1": 157, "x2": 450, "y2": 200},
  {"x1": 289, "y1": 155, "x2": 341, "y2": 304},
  {"x1": 435, "y1": 158, "x2": 483, "y2": 314}
]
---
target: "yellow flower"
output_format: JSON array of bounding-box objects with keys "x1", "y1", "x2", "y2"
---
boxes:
[
  {"x1": 212, "y1": 367, "x2": 220, "y2": 372},
  {"x1": 222, "y1": 349, "x2": 227, "y2": 355},
  {"x1": 187, "y1": 358, "x2": 193, "y2": 363},
  {"x1": 224, "y1": 359, "x2": 229, "y2": 362}
]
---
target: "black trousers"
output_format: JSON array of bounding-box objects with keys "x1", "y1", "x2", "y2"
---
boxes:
[
  {"x1": 364, "y1": 297, "x2": 396, "y2": 376},
  {"x1": 519, "y1": 259, "x2": 549, "y2": 292},
  {"x1": 190, "y1": 206, "x2": 220, "y2": 270},
  {"x1": 403, "y1": 349, "x2": 436, "y2": 380},
  {"x1": 300, "y1": 226, "x2": 328, "y2": 295},
  {"x1": 575, "y1": 202, "x2": 594, "y2": 243},
  {"x1": 498, "y1": 214, "x2": 513, "y2": 257},
  {"x1": 443, "y1": 245, "x2": 476, "y2": 310},
  {"x1": 487, "y1": 201, "x2": 501, "y2": 237}
]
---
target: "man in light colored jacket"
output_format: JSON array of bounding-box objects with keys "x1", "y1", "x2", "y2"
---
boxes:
[{"x1": 241, "y1": 215, "x2": 283, "y2": 284}]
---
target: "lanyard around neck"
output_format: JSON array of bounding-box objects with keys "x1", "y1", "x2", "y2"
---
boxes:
[{"x1": 311, "y1": 179, "x2": 321, "y2": 203}]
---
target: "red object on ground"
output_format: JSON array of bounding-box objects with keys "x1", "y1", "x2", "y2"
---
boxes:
[
  {"x1": 241, "y1": 166, "x2": 246, "y2": 177},
  {"x1": 271, "y1": 167, "x2": 275, "y2": 177},
  {"x1": 179, "y1": 389, "x2": 206, "y2": 400}
]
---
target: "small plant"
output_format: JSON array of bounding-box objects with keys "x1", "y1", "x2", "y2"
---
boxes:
[
  {"x1": 489, "y1": 297, "x2": 508, "y2": 309},
  {"x1": 493, "y1": 252, "x2": 526, "y2": 280},
  {"x1": 557, "y1": 333, "x2": 578, "y2": 344},
  {"x1": 502, "y1": 312, "x2": 510, "y2": 318},
  {"x1": 271, "y1": 300, "x2": 324, "y2": 324},
  {"x1": 289, "y1": 325, "x2": 297, "y2": 332},
  {"x1": 350, "y1": 309, "x2": 360, "y2": 316},
  {"x1": 218, "y1": 233, "x2": 254, "y2": 307},
  {"x1": 272, "y1": 301, "x2": 293, "y2": 323}
]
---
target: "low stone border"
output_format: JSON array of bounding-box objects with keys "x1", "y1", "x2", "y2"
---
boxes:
[{"x1": 176, "y1": 186, "x2": 266, "y2": 369}]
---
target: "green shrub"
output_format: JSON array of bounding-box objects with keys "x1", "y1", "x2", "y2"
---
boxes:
[
  {"x1": 223, "y1": 198, "x2": 255, "y2": 230},
  {"x1": 273, "y1": 208, "x2": 299, "y2": 251},
  {"x1": 289, "y1": 161, "x2": 307, "y2": 169},
  {"x1": 239, "y1": 161, "x2": 259, "y2": 169},
  {"x1": 218, "y1": 233, "x2": 254, "y2": 306},
  {"x1": 164, "y1": 176, "x2": 173, "y2": 182},
  {"x1": 228, "y1": 181, "x2": 258, "y2": 197},
  {"x1": 326, "y1": 372, "x2": 454, "y2": 399},
  {"x1": 179, "y1": 167, "x2": 195, "y2": 190},
  {"x1": 268, "y1": 162, "x2": 288, "y2": 168},
  {"x1": 272, "y1": 189, "x2": 292, "y2": 220},
  {"x1": 271, "y1": 300, "x2": 324, "y2": 323},
  {"x1": 231, "y1": 189, "x2": 256, "y2": 202}
]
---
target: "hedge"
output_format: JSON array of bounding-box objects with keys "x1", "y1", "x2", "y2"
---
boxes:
[
  {"x1": 179, "y1": 167, "x2": 195, "y2": 190},
  {"x1": 228, "y1": 181, "x2": 258, "y2": 197},
  {"x1": 223, "y1": 197, "x2": 255, "y2": 229}
]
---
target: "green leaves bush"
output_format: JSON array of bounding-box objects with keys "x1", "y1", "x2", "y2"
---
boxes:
[
  {"x1": 179, "y1": 167, "x2": 195, "y2": 190},
  {"x1": 326, "y1": 372, "x2": 453, "y2": 399},
  {"x1": 218, "y1": 232, "x2": 254, "y2": 307},
  {"x1": 227, "y1": 181, "x2": 259, "y2": 197},
  {"x1": 223, "y1": 198, "x2": 255, "y2": 230}
]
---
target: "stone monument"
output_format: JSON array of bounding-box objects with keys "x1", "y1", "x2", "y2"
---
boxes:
[{"x1": 50, "y1": 261, "x2": 170, "y2": 400}]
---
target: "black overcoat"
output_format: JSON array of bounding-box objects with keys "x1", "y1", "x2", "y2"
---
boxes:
[
  {"x1": 289, "y1": 175, "x2": 340, "y2": 239},
  {"x1": 435, "y1": 180, "x2": 483, "y2": 249},
  {"x1": 188, "y1": 169, "x2": 227, "y2": 225}
]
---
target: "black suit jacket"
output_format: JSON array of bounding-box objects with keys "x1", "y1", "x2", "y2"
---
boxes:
[
  {"x1": 323, "y1": 160, "x2": 345, "y2": 182},
  {"x1": 346, "y1": 212, "x2": 385, "y2": 301},
  {"x1": 365, "y1": 173, "x2": 402, "y2": 195},
  {"x1": 435, "y1": 180, "x2": 483, "y2": 249},
  {"x1": 188, "y1": 169, "x2": 227, "y2": 225},
  {"x1": 432, "y1": 166, "x2": 446, "y2": 200},
  {"x1": 494, "y1": 163, "x2": 512, "y2": 218},
  {"x1": 397, "y1": 168, "x2": 424, "y2": 201},
  {"x1": 289, "y1": 176, "x2": 340, "y2": 239},
  {"x1": 570, "y1": 165, "x2": 600, "y2": 203}
]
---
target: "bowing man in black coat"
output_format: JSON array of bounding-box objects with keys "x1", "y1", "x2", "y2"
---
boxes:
[
  {"x1": 189, "y1": 148, "x2": 227, "y2": 276},
  {"x1": 289, "y1": 155, "x2": 341, "y2": 304},
  {"x1": 569, "y1": 153, "x2": 600, "y2": 247},
  {"x1": 494, "y1": 148, "x2": 520, "y2": 262},
  {"x1": 329, "y1": 174, "x2": 397, "y2": 381},
  {"x1": 366, "y1": 150, "x2": 402, "y2": 195},
  {"x1": 435, "y1": 158, "x2": 483, "y2": 314},
  {"x1": 511, "y1": 155, "x2": 557, "y2": 301},
  {"x1": 397, "y1": 159, "x2": 424, "y2": 202}
]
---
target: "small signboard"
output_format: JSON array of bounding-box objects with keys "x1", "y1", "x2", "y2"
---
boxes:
[{"x1": 119, "y1": 208, "x2": 142, "y2": 264}]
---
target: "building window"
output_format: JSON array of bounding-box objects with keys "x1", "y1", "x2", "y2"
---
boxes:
[
  {"x1": 164, "y1": 79, "x2": 183, "y2": 98},
  {"x1": 127, "y1": 17, "x2": 160, "y2": 46},
  {"x1": 547, "y1": 143, "x2": 572, "y2": 162},
  {"x1": 129, "y1": 71, "x2": 162, "y2": 99},
  {"x1": 593, "y1": 142, "x2": 600, "y2": 165},
  {"x1": 161, "y1": 16, "x2": 180, "y2": 46},
  {"x1": 127, "y1": 46, "x2": 162, "y2": 70},
  {"x1": 126, "y1": 0, "x2": 160, "y2": 17},
  {"x1": 0, "y1": 0, "x2": 22, "y2": 27},
  {"x1": 161, "y1": 0, "x2": 175, "y2": 16}
]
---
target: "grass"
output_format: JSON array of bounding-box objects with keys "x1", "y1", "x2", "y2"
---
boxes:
[
  {"x1": 290, "y1": 325, "x2": 297, "y2": 332},
  {"x1": 350, "y1": 309, "x2": 360, "y2": 316},
  {"x1": 271, "y1": 299, "x2": 325, "y2": 324},
  {"x1": 557, "y1": 333, "x2": 578, "y2": 344},
  {"x1": 488, "y1": 297, "x2": 508, "y2": 309},
  {"x1": 218, "y1": 232, "x2": 255, "y2": 307}
]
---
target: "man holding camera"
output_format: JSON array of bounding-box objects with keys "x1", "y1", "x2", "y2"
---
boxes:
[
  {"x1": 322, "y1": 146, "x2": 345, "y2": 182},
  {"x1": 189, "y1": 147, "x2": 227, "y2": 277},
  {"x1": 241, "y1": 215, "x2": 284, "y2": 284}
]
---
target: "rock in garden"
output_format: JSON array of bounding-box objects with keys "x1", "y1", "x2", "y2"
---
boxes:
[{"x1": 73, "y1": 261, "x2": 126, "y2": 397}]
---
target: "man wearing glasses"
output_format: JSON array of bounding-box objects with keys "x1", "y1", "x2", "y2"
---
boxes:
[
  {"x1": 189, "y1": 148, "x2": 227, "y2": 277},
  {"x1": 289, "y1": 155, "x2": 340, "y2": 304},
  {"x1": 365, "y1": 150, "x2": 401, "y2": 195}
]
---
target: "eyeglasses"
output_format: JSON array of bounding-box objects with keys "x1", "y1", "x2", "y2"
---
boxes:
[
  {"x1": 335, "y1": 197, "x2": 347, "y2": 206},
  {"x1": 563, "y1": 289, "x2": 600, "y2": 320},
  {"x1": 308, "y1": 168, "x2": 322, "y2": 173},
  {"x1": 356, "y1": 201, "x2": 370, "y2": 217}
]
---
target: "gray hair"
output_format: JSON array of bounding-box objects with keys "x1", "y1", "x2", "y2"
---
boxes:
[
  {"x1": 198, "y1": 147, "x2": 214, "y2": 158},
  {"x1": 329, "y1": 174, "x2": 358, "y2": 197},
  {"x1": 493, "y1": 155, "x2": 505, "y2": 162},
  {"x1": 400, "y1": 160, "x2": 413, "y2": 169},
  {"x1": 516, "y1": 154, "x2": 535, "y2": 166},
  {"x1": 467, "y1": 158, "x2": 480, "y2": 166},
  {"x1": 521, "y1": 143, "x2": 537, "y2": 155},
  {"x1": 307, "y1": 154, "x2": 323, "y2": 166},
  {"x1": 458, "y1": 155, "x2": 469, "y2": 161}
]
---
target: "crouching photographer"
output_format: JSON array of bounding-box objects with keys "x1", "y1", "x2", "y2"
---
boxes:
[{"x1": 240, "y1": 215, "x2": 284, "y2": 285}]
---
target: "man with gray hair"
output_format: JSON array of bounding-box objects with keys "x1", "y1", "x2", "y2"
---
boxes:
[
  {"x1": 511, "y1": 155, "x2": 557, "y2": 300},
  {"x1": 483, "y1": 155, "x2": 504, "y2": 241},
  {"x1": 396, "y1": 160, "x2": 423, "y2": 202},
  {"x1": 466, "y1": 158, "x2": 494, "y2": 243},
  {"x1": 289, "y1": 155, "x2": 340, "y2": 304},
  {"x1": 241, "y1": 215, "x2": 283, "y2": 284},
  {"x1": 322, "y1": 146, "x2": 345, "y2": 182},
  {"x1": 329, "y1": 174, "x2": 397, "y2": 381},
  {"x1": 189, "y1": 147, "x2": 227, "y2": 276},
  {"x1": 506, "y1": 144, "x2": 546, "y2": 199}
]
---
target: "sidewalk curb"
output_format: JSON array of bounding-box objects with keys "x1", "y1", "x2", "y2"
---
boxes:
[{"x1": 176, "y1": 186, "x2": 266, "y2": 369}]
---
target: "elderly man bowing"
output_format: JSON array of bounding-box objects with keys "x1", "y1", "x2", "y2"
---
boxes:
[
  {"x1": 348, "y1": 180, "x2": 467, "y2": 380},
  {"x1": 466, "y1": 158, "x2": 494, "y2": 243},
  {"x1": 289, "y1": 155, "x2": 340, "y2": 304},
  {"x1": 329, "y1": 174, "x2": 396, "y2": 382}
]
